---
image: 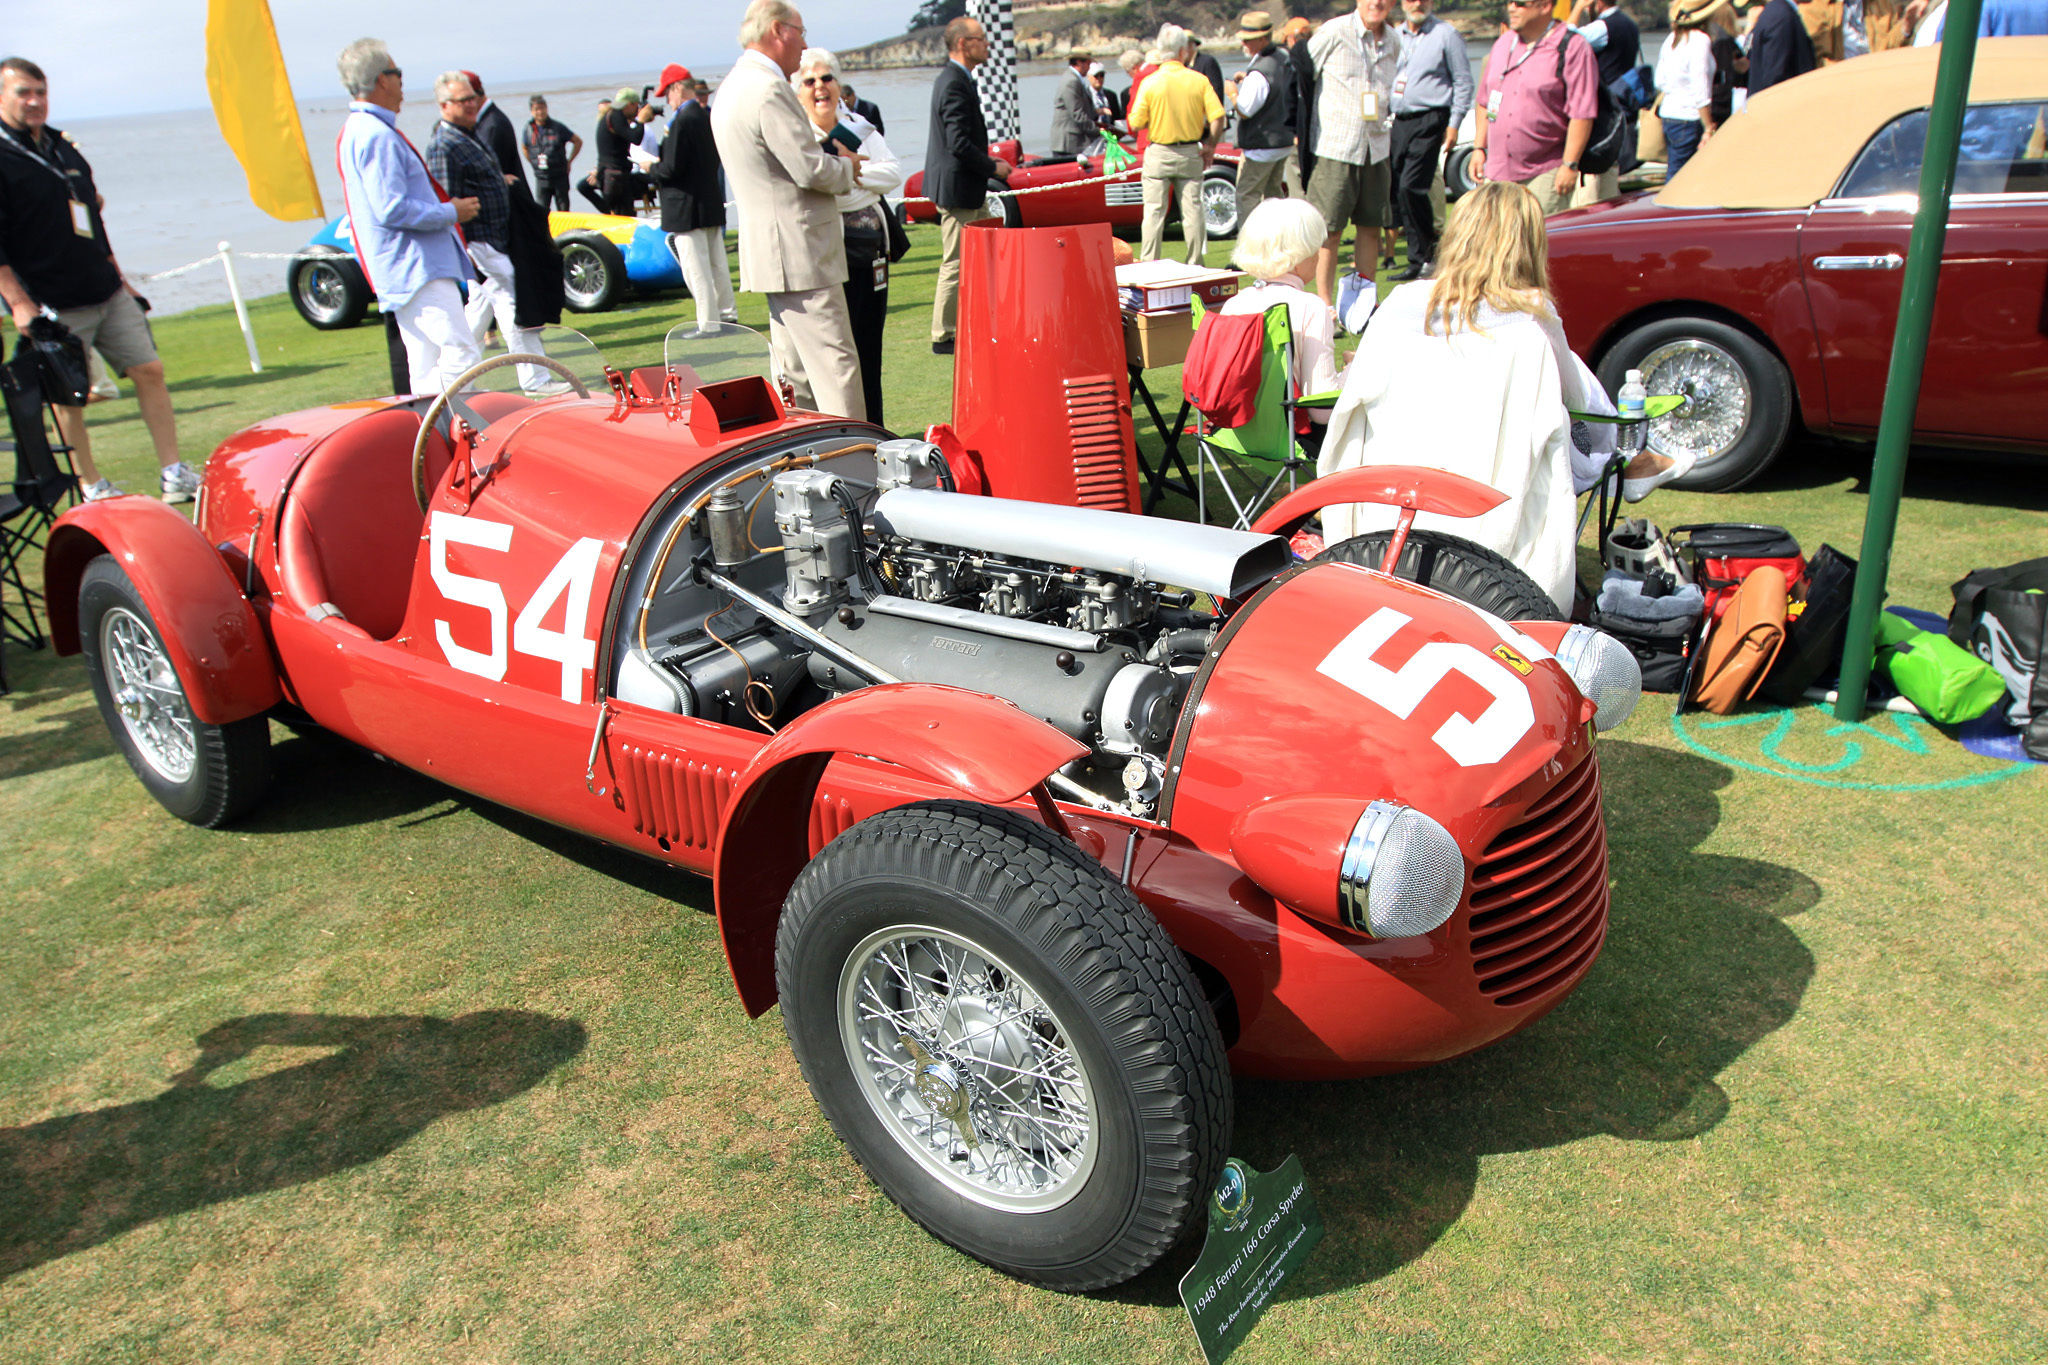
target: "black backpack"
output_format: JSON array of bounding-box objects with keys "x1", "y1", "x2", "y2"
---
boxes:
[{"x1": 1559, "y1": 31, "x2": 1626, "y2": 177}]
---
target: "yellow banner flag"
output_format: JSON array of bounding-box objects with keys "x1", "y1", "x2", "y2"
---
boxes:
[{"x1": 205, "y1": 0, "x2": 324, "y2": 221}]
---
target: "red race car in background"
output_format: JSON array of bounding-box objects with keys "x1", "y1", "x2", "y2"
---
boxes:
[
  {"x1": 43, "y1": 320, "x2": 1639, "y2": 1292},
  {"x1": 902, "y1": 137, "x2": 1247, "y2": 238}
]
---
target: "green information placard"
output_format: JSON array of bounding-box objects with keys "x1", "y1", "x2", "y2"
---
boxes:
[{"x1": 1178, "y1": 1156, "x2": 1324, "y2": 1365}]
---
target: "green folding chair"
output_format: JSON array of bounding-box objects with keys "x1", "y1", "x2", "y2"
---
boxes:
[{"x1": 1189, "y1": 297, "x2": 1341, "y2": 530}]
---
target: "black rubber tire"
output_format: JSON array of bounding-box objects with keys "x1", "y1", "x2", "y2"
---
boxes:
[
  {"x1": 286, "y1": 247, "x2": 371, "y2": 330},
  {"x1": 776, "y1": 800, "x2": 1231, "y2": 1292},
  {"x1": 557, "y1": 231, "x2": 625, "y2": 312},
  {"x1": 78, "y1": 556, "x2": 269, "y2": 827},
  {"x1": 983, "y1": 181, "x2": 1022, "y2": 228},
  {"x1": 1445, "y1": 145, "x2": 1478, "y2": 200},
  {"x1": 1315, "y1": 527, "x2": 1564, "y2": 621},
  {"x1": 1597, "y1": 315, "x2": 1795, "y2": 493},
  {"x1": 1200, "y1": 169, "x2": 1241, "y2": 238}
]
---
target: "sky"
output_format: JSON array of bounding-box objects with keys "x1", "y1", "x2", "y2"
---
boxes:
[{"x1": 9, "y1": 0, "x2": 928, "y2": 117}]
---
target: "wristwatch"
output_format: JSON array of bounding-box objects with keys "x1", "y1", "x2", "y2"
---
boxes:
[{"x1": 1564, "y1": 160, "x2": 1581, "y2": 170}]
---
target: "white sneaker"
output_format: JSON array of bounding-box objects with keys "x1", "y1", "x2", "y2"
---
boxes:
[
  {"x1": 160, "y1": 461, "x2": 201, "y2": 504},
  {"x1": 82, "y1": 477, "x2": 123, "y2": 502},
  {"x1": 525, "y1": 378, "x2": 573, "y2": 397}
]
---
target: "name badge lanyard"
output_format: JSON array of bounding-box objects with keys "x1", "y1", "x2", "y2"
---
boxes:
[
  {"x1": 1488, "y1": 22, "x2": 1557, "y2": 122},
  {"x1": 1357, "y1": 23, "x2": 1391, "y2": 124},
  {"x1": 0, "y1": 133, "x2": 96, "y2": 237}
]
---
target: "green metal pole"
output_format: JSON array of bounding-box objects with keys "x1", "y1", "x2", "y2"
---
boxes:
[{"x1": 1834, "y1": 2, "x2": 1983, "y2": 721}]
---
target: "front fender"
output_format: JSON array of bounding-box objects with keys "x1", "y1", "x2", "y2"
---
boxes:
[
  {"x1": 711, "y1": 684, "x2": 1089, "y2": 1016},
  {"x1": 1251, "y1": 464, "x2": 1508, "y2": 540},
  {"x1": 43, "y1": 499, "x2": 279, "y2": 724}
]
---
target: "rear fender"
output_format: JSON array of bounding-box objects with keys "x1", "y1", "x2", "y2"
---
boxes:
[
  {"x1": 1251, "y1": 465, "x2": 1509, "y2": 540},
  {"x1": 43, "y1": 499, "x2": 280, "y2": 724},
  {"x1": 711, "y1": 684, "x2": 1089, "y2": 1016}
]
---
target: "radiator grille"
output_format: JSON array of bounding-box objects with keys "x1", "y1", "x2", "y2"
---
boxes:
[
  {"x1": 1468, "y1": 753, "x2": 1610, "y2": 1007},
  {"x1": 1064, "y1": 375, "x2": 1135, "y2": 511}
]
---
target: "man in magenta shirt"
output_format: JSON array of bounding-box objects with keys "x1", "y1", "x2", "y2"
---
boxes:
[{"x1": 1471, "y1": 0, "x2": 1601, "y2": 214}]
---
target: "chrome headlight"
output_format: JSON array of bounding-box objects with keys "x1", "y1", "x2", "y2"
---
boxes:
[
  {"x1": 1338, "y1": 800, "x2": 1465, "y2": 938},
  {"x1": 1554, "y1": 625, "x2": 1642, "y2": 732}
]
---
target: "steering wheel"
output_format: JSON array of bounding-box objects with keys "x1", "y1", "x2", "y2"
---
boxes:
[{"x1": 411, "y1": 352, "x2": 591, "y2": 511}]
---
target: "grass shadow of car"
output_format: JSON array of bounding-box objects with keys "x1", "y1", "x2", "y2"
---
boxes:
[
  {"x1": 164, "y1": 363, "x2": 342, "y2": 394},
  {"x1": 1744, "y1": 435, "x2": 2048, "y2": 513},
  {"x1": 1102, "y1": 738, "x2": 1819, "y2": 1307},
  {"x1": 0, "y1": 1009, "x2": 586, "y2": 1282}
]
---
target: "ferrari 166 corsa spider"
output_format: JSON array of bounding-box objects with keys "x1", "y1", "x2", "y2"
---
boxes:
[{"x1": 43, "y1": 326, "x2": 1641, "y2": 1291}]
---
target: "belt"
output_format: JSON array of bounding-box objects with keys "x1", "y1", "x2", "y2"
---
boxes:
[
  {"x1": 1154, "y1": 139, "x2": 1201, "y2": 147},
  {"x1": 843, "y1": 205, "x2": 884, "y2": 234},
  {"x1": 1394, "y1": 107, "x2": 1450, "y2": 119}
]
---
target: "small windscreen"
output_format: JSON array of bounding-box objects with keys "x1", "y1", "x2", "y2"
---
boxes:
[
  {"x1": 467, "y1": 324, "x2": 609, "y2": 399},
  {"x1": 663, "y1": 321, "x2": 773, "y2": 391}
]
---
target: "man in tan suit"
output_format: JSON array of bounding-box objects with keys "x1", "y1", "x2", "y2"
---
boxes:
[{"x1": 711, "y1": 0, "x2": 866, "y2": 418}]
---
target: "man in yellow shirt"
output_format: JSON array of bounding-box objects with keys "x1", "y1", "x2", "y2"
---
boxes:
[{"x1": 1127, "y1": 24, "x2": 1226, "y2": 262}]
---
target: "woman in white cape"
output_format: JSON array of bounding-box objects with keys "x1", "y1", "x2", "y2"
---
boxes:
[{"x1": 1316, "y1": 180, "x2": 1682, "y2": 614}]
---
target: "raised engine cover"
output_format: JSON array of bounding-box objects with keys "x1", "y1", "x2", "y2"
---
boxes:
[
  {"x1": 951, "y1": 221, "x2": 1141, "y2": 513},
  {"x1": 871, "y1": 488, "x2": 1289, "y2": 601}
]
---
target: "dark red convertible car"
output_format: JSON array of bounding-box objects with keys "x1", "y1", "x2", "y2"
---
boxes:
[
  {"x1": 1546, "y1": 38, "x2": 2048, "y2": 491},
  {"x1": 903, "y1": 137, "x2": 1246, "y2": 238}
]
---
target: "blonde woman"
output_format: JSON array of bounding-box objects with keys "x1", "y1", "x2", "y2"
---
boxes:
[
  {"x1": 1219, "y1": 198, "x2": 1343, "y2": 427},
  {"x1": 793, "y1": 48, "x2": 903, "y2": 425},
  {"x1": 1317, "y1": 181, "x2": 1683, "y2": 612}
]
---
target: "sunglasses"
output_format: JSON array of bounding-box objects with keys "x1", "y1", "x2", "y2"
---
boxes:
[
  {"x1": 800, "y1": 74, "x2": 837, "y2": 86},
  {"x1": 382, "y1": 67, "x2": 403, "y2": 78}
]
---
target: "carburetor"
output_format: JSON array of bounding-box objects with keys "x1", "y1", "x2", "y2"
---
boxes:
[{"x1": 772, "y1": 469, "x2": 855, "y2": 616}]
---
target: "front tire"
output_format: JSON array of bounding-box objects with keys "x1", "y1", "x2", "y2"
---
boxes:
[
  {"x1": 1315, "y1": 528, "x2": 1564, "y2": 620},
  {"x1": 776, "y1": 801, "x2": 1231, "y2": 1291},
  {"x1": 79, "y1": 556, "x2": 269, "y2": 827},
  {"x1": 1597, "y1": 316, "x2": 1794, "y2": 492},
  {"x1": 557, "y1": 231, "x2": 625, "y2": 312},
  {"x1": 1200, "y1": 170, "x2": 1240, "y2": 239},
  {"x1": 286, "y1": 247, "x2": 371, "y2": 330}
]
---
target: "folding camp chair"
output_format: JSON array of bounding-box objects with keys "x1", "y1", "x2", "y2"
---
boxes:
[
  {"x1": 1188, "y1": 298, "x2": 1340, "y2": 530},
  {"x1": 0, "y1": 349, "x2": 83, "y2": 650}
]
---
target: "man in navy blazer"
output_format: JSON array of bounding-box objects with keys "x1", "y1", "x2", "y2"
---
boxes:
[
  {"x1": 925, "y1": 16, "x2": 1012, "y2": 354},
  {"x1": 1745, "y1": 0, "x2": 1815, "y2": 97}
]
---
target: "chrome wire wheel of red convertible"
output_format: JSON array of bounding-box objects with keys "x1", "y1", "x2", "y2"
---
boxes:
[
  {"x1": 776, "y1": 801, "x2": 1231, "y2": 1290},
  {"x1": 1599, "y1": 317, "x2": 1794, "y2": 492},
  {"x1": 1199, "y1": 170, "x2": 1240, "y2": 239}
]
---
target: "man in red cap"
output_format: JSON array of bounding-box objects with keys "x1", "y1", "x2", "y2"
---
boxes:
[{"x1": 652, "y1": 62, "x2": 736, "y2": 327}]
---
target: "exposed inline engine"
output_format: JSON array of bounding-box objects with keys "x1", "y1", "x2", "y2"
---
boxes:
[{"x1": 717, "y1": 439, "x2": 1292, "y2": 808}]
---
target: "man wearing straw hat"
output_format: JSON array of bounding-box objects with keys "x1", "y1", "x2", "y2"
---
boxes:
[{"x1": 1226, "y1": 12, "x2": 1294, "y2": 226}]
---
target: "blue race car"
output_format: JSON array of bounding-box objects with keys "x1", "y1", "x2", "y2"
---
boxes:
[{"x1": 288, "y1": 211, "x2": 686, "y2": 329}]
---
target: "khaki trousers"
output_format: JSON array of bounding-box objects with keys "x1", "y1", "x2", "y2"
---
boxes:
[
  {"x1": 1139, "y1": 142, "x2": 1207, "y2": 264},
  {"x1": 768, "y1": 286, "x2": 866, "y2": 421},
  {"x1": 931, "y1": 203, "x2": 993, "y2": 345},
  {"x1": 1521, "y1": 166, "x2": 1621, "y2": 215},
  {"x1": 1233, "y1": 155, "x2": 1289, "y2": 229}
]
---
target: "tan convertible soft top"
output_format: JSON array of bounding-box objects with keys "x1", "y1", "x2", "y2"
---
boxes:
[{"x1": 1657, "y1": 35, "x2": 2048, "y2": 209}]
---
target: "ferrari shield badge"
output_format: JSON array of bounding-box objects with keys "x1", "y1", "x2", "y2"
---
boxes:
[{"x1": 1179, "y1": 1156, "x2": 1324, "y2": 1364}]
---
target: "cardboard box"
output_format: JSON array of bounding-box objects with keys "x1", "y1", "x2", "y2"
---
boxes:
[{"x1": 1124, "y1": 307, "x2": 1194, "y2": 369}]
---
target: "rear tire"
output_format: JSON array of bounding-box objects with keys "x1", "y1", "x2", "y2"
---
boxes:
[
  {"x1": 1445, "y1": 145, "x2": 1478, "y2": 200},
  {"x1": 1315, "y1": 528, "x2": 1564, "y2": 621},
  {"x1": 1597, "y1": 316, "x2": 1794, "y2": 492},
  {"x1": 557, "y1": 231, "x2": 625, "y2": 312},
  {"x1": 79, "y1": 556, "x2": 269, "y2": 827},
  {"x1": 776, "y1": 801, "x2": 1231, "y2": 1291},
  {"x1": 287, "y1": 247, "x2": 371, "y2": 330},
  {"x1": 1200, "y1": 170, "x2": 1240, "y2": 239}
]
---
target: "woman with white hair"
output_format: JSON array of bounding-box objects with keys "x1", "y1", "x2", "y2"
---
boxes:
[
  {"x1": 1216, "y1": 197, "x2": 1343, "y2": 428},
  {"x1": 793, "y1": 48, "x2": 904, "y2": 426}
]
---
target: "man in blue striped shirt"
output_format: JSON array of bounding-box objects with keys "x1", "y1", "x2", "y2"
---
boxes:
[
  {"x1": 1390, "y1": 0, "x2": 1472, "y2": 278},
  {"x1": 335, "y1": 39, "x2": 481, "y2": 395}
]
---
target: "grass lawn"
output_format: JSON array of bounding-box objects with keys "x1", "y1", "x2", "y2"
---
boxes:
[{"x1": 2, "y1": 224, "x2": 2044, "y2": 1365}]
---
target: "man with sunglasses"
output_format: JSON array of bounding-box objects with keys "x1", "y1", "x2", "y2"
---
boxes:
[
  {"x1": 712, "y1": 0, "x2": 867, "y2": 419},
  {"x1": 1471, "y1": 0, "x2": 1602, "y2": 214},
  {"x1": 335, "y1": 40, "x2": 482, "y2": 396}
]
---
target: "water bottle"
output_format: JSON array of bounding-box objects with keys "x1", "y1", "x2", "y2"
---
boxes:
[
  {"x1": 1618, "y1": 369, "x2": 1647, "y2": 422},
  {"x1": 1617, "y1": 368, "x2": 1648, "y2": 456}
]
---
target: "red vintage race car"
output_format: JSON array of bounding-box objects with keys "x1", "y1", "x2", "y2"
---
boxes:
[
  {"x1": 43, "y1": 324, "x2": 1639, "y2": 1291},
  {"x1": 903, "y1": 137, "x2": 1246, "y2": 238}
]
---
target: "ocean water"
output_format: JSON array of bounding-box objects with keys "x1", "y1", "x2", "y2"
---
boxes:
[{"x1": 77, "y1": 46, "x2": 1507, "y2": 315}]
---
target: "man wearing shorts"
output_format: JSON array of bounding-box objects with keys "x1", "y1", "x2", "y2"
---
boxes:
[
  {"x1": 0, "y1": 57, "x2": 198, "y2": 501},
  {"x1": 1307, "y1": 0, "x2": 1401, "y2": 321}
]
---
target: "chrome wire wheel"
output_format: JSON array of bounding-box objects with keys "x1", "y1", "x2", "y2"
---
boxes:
[
  {"x1": 300, "y1": 262, "x2": 346, "y2": 319},
  {"x1": 1639, "y1": 337, "x2": 1752, "y2": 469},
  {"x1": 562, "y1": 243, "x2": 607, "y2": 308},
  {"x1": 1200, "y1": 175, "x2": 1239, "y2": 237},
  {"x1": 839, "y1": 924, "x2": 1098, "y2": 1213},
  {"x1": 100, "y1": 605, "x2": 195, "y2": 782}
]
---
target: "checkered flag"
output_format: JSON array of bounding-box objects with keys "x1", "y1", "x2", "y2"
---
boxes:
[{"x1": 969, "y1": 0, "x2": 1020, "y2": 142}]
